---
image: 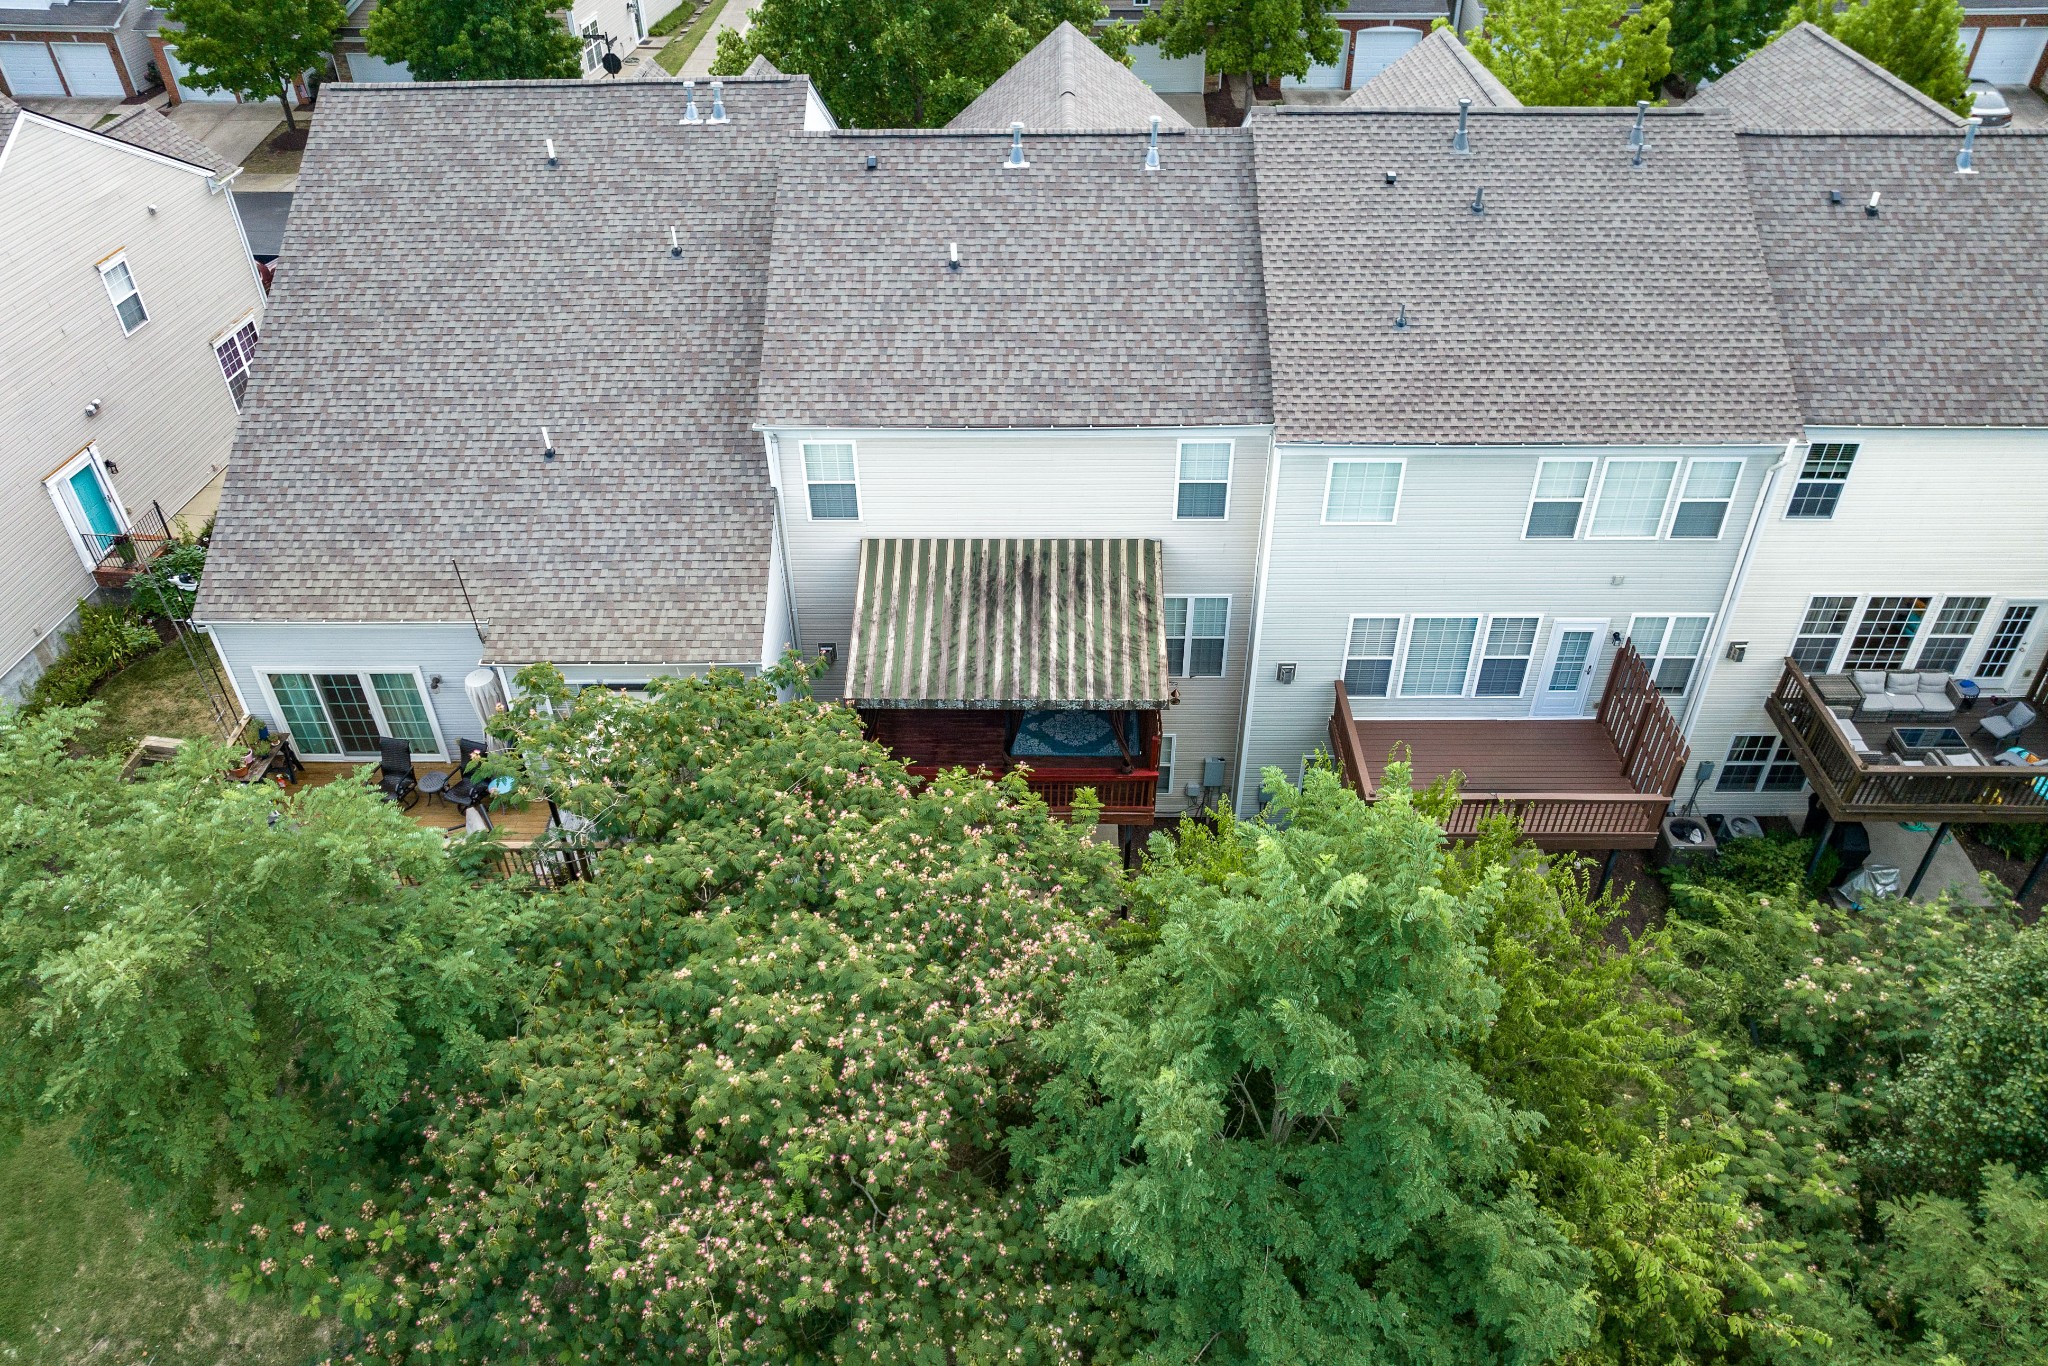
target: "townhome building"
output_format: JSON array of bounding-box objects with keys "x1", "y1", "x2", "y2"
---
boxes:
[
  {"x1": 1233, "y1": 100, "x2": 1804, "y2": 855},
  {"x1": 1, "y1": 92, "x2": 263, "y2": 701},
  {"x1": 193, "y1": 74, "x2": 832, "y2": 759},
  {"x1": 0, "y1": 0, "x2": 152, "y2": 100}
]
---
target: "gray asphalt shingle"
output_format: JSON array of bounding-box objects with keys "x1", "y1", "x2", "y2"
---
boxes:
[
  {"x1": 947, "y1": 22, "x2": 1189, "y2": 131},
  {"x1": 1346, "y1": 27, "x2": 1520, "y2": 109},
  {"x1": 1739, "y1": 129, "x2": 2048, "y2": 426},
  {"x1": 757, "y1": 127, "x2": 1271, "y2": 428},
  {"x1": 194, "y1": 78, "x2": 812, "y2": 663},
  {"x1": 100, "y1": 104, "x2": 239, "y2": 176},
  {"x1": 1249, "y1": 105, "x2": 1803, "y2": 444},
  {"x1": 1692, "y1": 23, "x2": 1968, "y2": 132}
]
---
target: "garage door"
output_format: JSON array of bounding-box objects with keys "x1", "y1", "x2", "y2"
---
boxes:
[
  {"x1": 53, "y1": 42, "x2": 123, "y2": 97},
  {"x1": 1284, "y1": 31, "x2": 1350, "y2": 87},
  {"x1": 1971, "y1": 27, "x2": 2048, "y2": 84},
  {"x1": 346, "y1": 52, "x2": 413, "y2": 82},
  {"x1": 1127, "y1": 42, "x2": 1205, "y2": 94},
  {"x1": 0, "y1": 40, "x2": 67, "y2": 96},
  {"x1": 165, "y1": 45, "x2": 238, "y2": 101},
  {"x1": 1350, "y1": 27, "x2": 1424, "y2": 86}
]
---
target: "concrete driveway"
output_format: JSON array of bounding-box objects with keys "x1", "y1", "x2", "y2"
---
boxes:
[
  {"x1": 13, "y1": 93, "x2": 154, "y2": 127},
  {"x1": 1996, "y1": 83, "x2": 2048, "y2": 130},
  {"x1": 162, "y1": 101, "x2": 289, "y2": 166}
]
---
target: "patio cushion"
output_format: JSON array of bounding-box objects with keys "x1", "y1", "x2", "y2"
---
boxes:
[
  {"x1": 1853, "y1": 671, "x2": 1889, "y2": 694},
  {"x1": 1917, "y1": 672, "x2": 1952, "y2": 694},
  {"x1": 1860, "y1": 693, "x2": 1904, "y2": 715},
  {"x1": 1890, "y1": 694, "x2": 1933, "y2": 715},
  {"x1": 1887, "y1": 671, "x2": 1922, "y2": 693}
]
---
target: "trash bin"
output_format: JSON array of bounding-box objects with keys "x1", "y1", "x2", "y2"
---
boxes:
[{"x1": 1827, "y1": 822, "x2": 1870, "y2": 887}]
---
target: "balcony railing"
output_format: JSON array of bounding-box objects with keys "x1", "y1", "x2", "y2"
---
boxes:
[
  {"x1": 87, "y1": 502, "x2": 177, "y2": 589},
  {"x1": 904, "y1": 764, "x2": 1159, "y2": 825},
  {"x1": 1766, "y1": 661, "x2": 2048, "y2": 824}
]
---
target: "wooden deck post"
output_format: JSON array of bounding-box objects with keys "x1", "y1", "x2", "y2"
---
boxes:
[
  {"x1": 2020, "y1": 844, "x2": 2048, "y2": 902},
  {"x1": 1594, "y1": 848, "x2": 1618, "y2": 897},
  {"x1": 1806, "y1": 815, "x2": 1834, "y2": 881},
  {"x1": 1904, "y1": 822, "x2": 1948, "y2": 900}
]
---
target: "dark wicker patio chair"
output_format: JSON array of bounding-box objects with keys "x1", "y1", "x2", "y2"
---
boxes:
[{"x1": 377, "y1": 737, "x2": 419, "y2": 809}]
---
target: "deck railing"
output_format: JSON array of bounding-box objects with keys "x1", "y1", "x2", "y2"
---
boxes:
[
  {"x1": 480, "y1": 833, "x2": 603, "y2": 888},
  {"x1": 1766, "y1": 661, "x2": 2048, "y2": 823},
  {"x1": 89, "y1": 501, "x2": 177, "y2": 589},
  {"x1": 905, "y1": 764, "x2": 1159, "y2": 824},
  {"x1": 1328, "y1": 643, "x2": 1687, "y2": 850}
]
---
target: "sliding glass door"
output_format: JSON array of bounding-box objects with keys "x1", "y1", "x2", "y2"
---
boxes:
[{"x1": 262, "y1": 668, "x2": 444, "y2": 759}]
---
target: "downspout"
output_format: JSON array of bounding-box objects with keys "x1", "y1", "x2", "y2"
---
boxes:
[
  {"x1": 1680, "y1": 437, "x2": 1798, "y2": 736},
  {"x1": 1231, "y1": 430, "x2": 1284, "y2": 814},
  {"x1": 762, "y1": 430, "x2": 801, "y2": 682}
]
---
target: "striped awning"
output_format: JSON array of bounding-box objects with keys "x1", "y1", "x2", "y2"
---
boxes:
[{"x1": 846, "y1": 538, "x2": 1171, "y2": 709}]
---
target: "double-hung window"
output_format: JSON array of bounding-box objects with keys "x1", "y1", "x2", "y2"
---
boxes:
[
  {"x1": 1976, "y1": 605, "x2": 2039, "y2": 679},
  {"x1": 213, "y1": 318, "x2": 260, "y2": 410},
  {"x1": 1475, "y1": 616, "x2": 1538, "y2": 696},
  {"x1": 262, "y1": 669, "x2": 443, "y2": 760},
  {"x1": 1176, "y1": 440, "x2": 1232, "y2": 519},
  {"x1": 1343, "y1": 616, "x2": 1400, "y2": 697},
  {"x1": 1524, "y1": 459, "x2": 1593, "y2": 538},
  {"x1": 1629, "y1": 614, "x2": 1711, "y2": 695},
  {"x1": 1165, "y1": 596, "x2": 1227, "y2": 677},
  {"x1": 1842, "y1": 596, "x2": 1928, "y2": 671},
  {"x1": 579, "y1": 18, "x2": 604, "y2": 71},
  {"x1": 1670, "y1": 460, "x2": 1741, "y2": 538},
  {"x1": 1324, "y1": 459, "x2": 1403, "y2": 524},
  {"x1": 1158, "y1": 735, "x2": 1176, "y2": 793},
  {"x1": 1787, "y1": 443, "x2": 1857, "y2": 519},
  {"x1": 1789, "y1": 595, "x2": 1854, "y2": 673},
  {"x1": 1717, "y1": 735, "x2": 1806, "y2": 792},
  {"x1": 98, "y1": 253, "x2": 148, "y2": 334},
  {"x1": 1588, "y1": 459, "x2": 1678, "y2": 538},
  {"x1": 801, "y1": 441, "x2": 859, "y2": 520},
  {"x1": 1917, "y1": 596, "x2": 1989, "y2": 674},
  {"x1": 1401, "y1": 616, "x2": 1479, "y2": 696}
]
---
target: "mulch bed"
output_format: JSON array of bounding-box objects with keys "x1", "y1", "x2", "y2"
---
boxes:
[
  {"x1": 1954, "y1": 829, "x2": 2047, "y2": 923},
  {"x1": 267, "y1": 127, "x2": 310, "y2": 153}
]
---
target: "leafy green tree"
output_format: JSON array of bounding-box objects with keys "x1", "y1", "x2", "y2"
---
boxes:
[
  {"x1": 1878, "y1": 928, "x2": 2048, "y2": 1197},
  {"x1": 161, "y1": 0, "x2": 343, "y2": 132},
  {"x1": 1466, "y1": 0, "x2": 1674, "y2": 105},
  {"x1": 0, "y1": 704, "x2": 532, "y2": 1234},
  {"x1": 1778, "y1": 0, "x2": 1969, "y2": 112},
  {"x1": 364, "y1": 0, "x2": 579, "y2": 83},
  {"x1": 1669, "y1": 0, "x2": 1789, "y2": 88},
  {"x1": 1135, "y1": 0, "x2": 1343, "y2": 119},
  {"x1": 235, "y1": 663, "x2": 1136, "y2": 1362},
  {"x1": 1020, "y1": 765, "x2": 1595, "y2": 1365},
  {"x1": 1871, "y1": 1164, "x2": 2048, "y2": 1363},
  {"x1": 712, "y1": 0, "x2": 1125, "y2": 128}
]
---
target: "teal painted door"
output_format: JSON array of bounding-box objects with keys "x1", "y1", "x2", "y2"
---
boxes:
[{"x1": 68, "y1": 464, "x2": 122, "y2": 556}]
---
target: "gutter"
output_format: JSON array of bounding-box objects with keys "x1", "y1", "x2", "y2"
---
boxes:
[{"x1": 1679, "y1": 436, "x2": 1798, "y2": 737}]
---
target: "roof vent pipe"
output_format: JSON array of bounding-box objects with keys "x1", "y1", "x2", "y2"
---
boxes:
[
  {"x1": 1393, "y1": 303, "x2": 1409, "y2": 331},
  {"x1": 669, "y1": 225, "x2": 682, "y2": 258},
  {"x1": 681, "y1": 79, "x2": 700, "y2": 124},
  {"x1": 1632, "y1": 138, "x2": 1645, "y2": 168},
  {"x1": 1866, "y1": 190, "x2": 1881, "y2": 218},
  {"x1": 1956, "y1": 116, "x2": 1980, "y2": 174},
  {"x1": 1005, "y1": 121, "x2": 1029, "y2": 169},
  {"x1": 545, "y1": 137, "x2": 558, "y2": 166},
  {"x1": 1628, "y1": 100, "x2": 1647, "y2": 149},
  {"x1": 1470, "y1": 185, "x2": 1485, "y2": 215},
  {"x1": 1451, "y1": 97, "x2": 1472, "y2": 154},
  {"x1": 709, "y1": 79, "x2": 727, "y2": 123},
  {"x1": 1144, "y1": 115, "x2": 1160, "y2": 172},
  {"x1": 948, "y1": 241, "x2": 960, "y2": 271}
]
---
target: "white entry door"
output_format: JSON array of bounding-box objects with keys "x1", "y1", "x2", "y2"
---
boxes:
[
  {"x1": 1971, "y1": 27, "x2": 2048, "y2": 84},
  {"x1": 1533, "y1": 620, "x2": 1606, "y2": 717},
  {"x1": 54, "y1": 42, "x2": 123, "y2": 96},
  {"x1": 0, "y1": 41, "x2": 66, "y2": 96}
]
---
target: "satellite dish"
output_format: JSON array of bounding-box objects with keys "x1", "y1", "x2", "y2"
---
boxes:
[{"x1": 602, "y1": 51, "x2": 623, "y2": 75}]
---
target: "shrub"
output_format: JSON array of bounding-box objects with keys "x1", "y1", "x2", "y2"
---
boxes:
[
  {"x1": 1971, "y1": 822, "x2": 2047, "y2": 865},
  {"x1": 129, "y1": 541, "x2": 206, "y2": 621},
  {"x1": 25, "y1": 602, "x2": 160, "y2": 711}
]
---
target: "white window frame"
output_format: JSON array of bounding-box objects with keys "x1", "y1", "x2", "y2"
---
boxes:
[
  {"x1": 1473, "y1": 613, "x2": 1542, "y2": 698},
  {"x1": 42, "y1": 444, "x2": 131, "y2": 571},
  {"x1": 1788, "y1": 594, "x2": 1856, "y2": 674},
  {"x1": 579, "y1": 17, "x2": 604, "y2": 71},
  {"x1": 1321, "y1": 457, "x2": 1405, "y2": 525},
  {"x1": 1668, "y1": 458, "x2": 1743, "y2": 541},
  {"x1": 1521, "y1": 457, "x2": 1596, "y2": 540},
  {"x1": 1157, "y1": 734, "x2": 1176, "y2": 797},
  {"x1": 800, "y1": 440, "x2": 861, "y2": 522},
  {"x1": 1398, "y1": 614, "x2": 1483, "y2": 698},
  {"x1": 1164, "y1": 594, "x2": 1230, "y2": 679},
  {"x1": 212, "y1": 312, "x2": 261, "y2": 412},
  {"x1": 1340, "y1": 614, "x2": 1403, "y2": 698},
  {"x1": 253, "y1": 666, "x2": 448, "y2": 761},
  {"x1": 1173, "y1": 439, "x2": 1233, "y2": 521},
  {"x1": 1716, "y1": 733, "x2": 1806, "y2": 794},
  {"x1": 1627, "y1": 613, "x2": 1714, "y2": 697},
  {"x1": 1784, "y1": 442, "x2": 1858, "y2": 520},
  {"x1": 1914, "y1": 594, "x2": 1994, "y2": 675},
  {"x1": 97, "y1": 249, "x2": 149, "y2": 336},
  {"x1": 1585, "y1": 458, "x2": 1680, "y2": 540}
]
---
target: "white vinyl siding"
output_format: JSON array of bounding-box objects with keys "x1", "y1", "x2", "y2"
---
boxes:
[
  {"x1": 802, "y1": 441, "x2": 859, "y2": 520},
  {"x1": 1176, "y1": 440, "x2": 1232, "y2": 519},
  {"x1": 1323, "y1": 459, "x2": 1403, "y2": 524},
  {"x1": 1588, "y1": 459, "x2": 1678, "y2": 539}
]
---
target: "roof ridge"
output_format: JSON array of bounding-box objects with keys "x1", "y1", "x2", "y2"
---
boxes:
[{"x1": 1789, "y1": 22, "x2": 1970, "y2": 126}]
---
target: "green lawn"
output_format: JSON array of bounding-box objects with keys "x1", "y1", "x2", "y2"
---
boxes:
[
  {"x1": 655, "y1": 0, "x2": 727, "y2": 74},
  {"x1": 75, "y1": 636, "x2": 236, "y2": 759},
  {"x1": 0, "y1": 1125, "x2": 328, "y2": 1366}
]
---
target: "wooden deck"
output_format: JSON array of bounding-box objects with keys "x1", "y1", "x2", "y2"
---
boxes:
[
  {"x1": 860, "y1": 707, "x2": 1161, "y2": 825},
  {"x1": 292, "y1": 761, "x2": 555, "y2": 842},
  {"x1": 1328, "y1": 644, "x2": 1687, "y2": 851}
]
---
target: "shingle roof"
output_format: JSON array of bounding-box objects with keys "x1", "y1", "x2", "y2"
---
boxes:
[
  {"x1": 99, "y1": 104, "x2": 237, "y2": 176},
  {"x1": 195, "y1": 79, "x2": 815, "y2": 662},
  {"x1": 1248, "y1": 106, "x2": 1801, "y2": 444},
  {"x1": 1346, "y1": 26, "x2": 1520, "y2": 109},
  {"x1": 0, "y1": 0, "x2": 126, "y2": 28},
  {"x1": 0, "y1": 93, "x2": 17, "y2": 148},
  {"x1": 1691, "y1": 23, "x2": 1967, "y2": 131},
  {"x1": 947, "y1": 22, "x2": 1189, "y2": 131},
  {"x1": 1738, "y1": 129, "x2": 2048, "y2": 426},
  {"x1": 757, "y1": 128, "x2": 1270, "y2": 428}
]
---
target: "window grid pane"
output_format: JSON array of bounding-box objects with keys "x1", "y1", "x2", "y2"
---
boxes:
[
  {"x1": 808, "y1": 484, "x2": 858, "y2": 519},
  {"x1": 1590, "y1": 461, "x2": 1677, "y2": 537},
  {"x1": 1345, "y1": 616, "x2": 1400, "y2": 698},
  {"x1": 1787, "y1": 444, "x2": 1856, "y2": 519},
  {"x1": 1476, "y1": 617, "x2": 1538, "y2": 697},
  {"x1": 1402, "y1": 617, "x2": 1478, "y2": 696},
  {"x1": 1178, "y1": 443, "x2": 1232, "y2": 481},
  {"x1": 1534, "y1": 460, "x2": 1593, "y2": 499},
  {"x1": 1629, "y1": 617, "x2": 1669, "y2": 658},
  {"x1": 315, "y1": 673, "x2": 382, "y2": 755},
  {"x1": 1164, "y1": 597, "x2": 1188, "y2": 638},
  {"x1": 1347, "y1": 617, "x2": 1399, "y2": 657},
  {"x1": 1177, "y1": 482, "x2": 1227, "y2": 518},
  {"x1": 1977, "y1": 605, "x2": 2038, "y2": 678},
  {"x1": 802, "y1": 443, "x2": 856, "y2": 481},
  {"x1": 371, "y1": 673, "x2": 437, "y2": 753},
  {"x1": 269, "y1": 673, "x2": 336, "y2": 754},
  {"x1": 1670, "y1": 501, "x2": 1729, "y2": 538},
  {"x1": 1525, "y1": 503, "x2": 1583, "y2": 538},
  {"x1": 1191, "y1": 598, "x2": 1228, "y2": 638},
  {"x1": 1790, "y1": 595, "x2": 1854, "y2": 672},
  {"x1": 1843, "y1": 596, "x2": 1928, "y2": 671},
  {"x1": 1344, "y1": 658, "x2": 1392, "y2": 697},
  {"x1": 1158, "y1": 735, "x2": 1175, "y2": 791},
  {"x1": 1718, "y1": 735, "x2": 1775, "y2": 791},
  {"x1": 1326, "y1": 461, "x2": 1401, "y2": 523}
]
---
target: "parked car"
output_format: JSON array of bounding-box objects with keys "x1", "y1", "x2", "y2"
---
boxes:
[{"x1": 1970, "y1": 81, "x2": 2013, "y2": 127}]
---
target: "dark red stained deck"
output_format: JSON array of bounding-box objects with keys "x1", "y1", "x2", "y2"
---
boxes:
[
  {"x1": 1328, "y1": 644, "x2": 1687, "y2": 852},
  {"x1": 860, "y1": 707, "x2": 1161, "y2": 825}
]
